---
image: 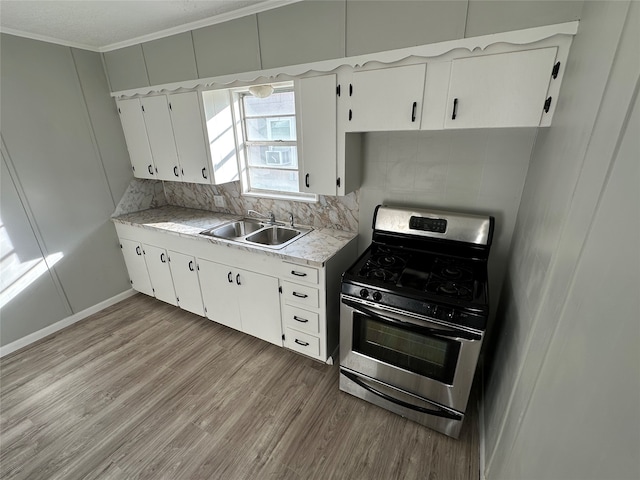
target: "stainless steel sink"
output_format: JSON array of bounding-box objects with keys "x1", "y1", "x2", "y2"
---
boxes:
[
  {"x1": 246, "y1": 226, "x2": 302, "y2": 247},
  {"x1": 200, "y1": 219, "x2": 264, "y2": 239},
  {"x1": 200, "y1": 219, "x2": 311, "y2": 249}
]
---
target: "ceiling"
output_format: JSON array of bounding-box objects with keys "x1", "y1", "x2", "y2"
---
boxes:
[{"x1": 0, "y1": 0, "x2": 297, "y2": 52}]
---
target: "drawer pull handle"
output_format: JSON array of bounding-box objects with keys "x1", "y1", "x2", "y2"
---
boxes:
[
  {"x1": 291, "y1": 270, "x2": 307, "y2": 277},
  {"x1": 295, "y1": 339, "x2": 309, "y2": 347},
  {"x1": 293, "y1": 316, "x2": 309, "y2": 323},
  {"x1": 292, "y1": 292, "x2": 308, "y2": 299}
]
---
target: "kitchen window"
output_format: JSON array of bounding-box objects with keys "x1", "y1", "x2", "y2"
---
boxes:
[{"x1": 236, "y1": 83, "x2": 315, "y2": 201}]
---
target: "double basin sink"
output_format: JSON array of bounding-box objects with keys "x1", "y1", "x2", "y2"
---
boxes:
[{"x1": 200, "y1": 218, "x2": 312, "y2": 249}]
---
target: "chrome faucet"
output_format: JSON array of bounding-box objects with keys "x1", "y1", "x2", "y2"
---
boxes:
[
  {"x1": 288, "y1": 213, "x2": 294, "y2": 227},
  {"x1": 247, "y1": 209, "x2": 276, "y2": 224}
]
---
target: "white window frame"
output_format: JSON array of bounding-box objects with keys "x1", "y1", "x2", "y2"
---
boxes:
[{"x1": 233, "y1": 83, "x2": 317, "y2": 202}]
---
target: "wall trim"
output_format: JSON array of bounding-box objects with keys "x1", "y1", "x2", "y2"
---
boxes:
[{"x1": 0, "y1": 289, "x2": 137, "y2": 358}]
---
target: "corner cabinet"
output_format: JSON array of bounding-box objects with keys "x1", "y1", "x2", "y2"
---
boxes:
[
  {"x1": 114, "y1": 221, "x2": 358, "y2": 364},
  {"x1": 444, "y1": 48, "x2": 560, "y2": 129}
]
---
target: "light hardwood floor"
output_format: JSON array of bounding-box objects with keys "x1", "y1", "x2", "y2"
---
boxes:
[{"x1": 0, "y1": 294, "x2": 479, "y2": 479}]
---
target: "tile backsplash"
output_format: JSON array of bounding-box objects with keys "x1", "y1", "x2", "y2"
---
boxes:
[
  {"x1": 163, "y1": 181, "x2": 359, "y2": 232},
  {"x1": 112, "y1": 178, "x2": 167, "y2": 217}
]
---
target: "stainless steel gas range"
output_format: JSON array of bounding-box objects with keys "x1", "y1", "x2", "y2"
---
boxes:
[{"x1": 339, "y1": 205, "x2": 494, "y2": 438}]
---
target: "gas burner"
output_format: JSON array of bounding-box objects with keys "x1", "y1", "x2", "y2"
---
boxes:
[
  {"x1": 427, "y1": 280, "x2": 473, "y2": 300},
  {"x1": 434, "y1": 258, "x2": 473, "y2": 283},
  {"x1": 367, "y1": 268, "x2": 397, "y2": 282},
  {"x1": 369, "y1": 253, "x2": 406, "y2": 270}
]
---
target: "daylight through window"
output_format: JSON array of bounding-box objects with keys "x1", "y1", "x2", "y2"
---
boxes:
[{"x1": 239, "y1": 87, "x2": 302, "y2": 195}]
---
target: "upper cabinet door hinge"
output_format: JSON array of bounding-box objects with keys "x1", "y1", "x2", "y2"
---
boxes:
[
  {"x1": 336, "y1": 84, "x2": 341, "y2": 97},
  {"x1": 552, "y1": 61, "x2": 561, "y2": 79},
  {"x1": 279, "y1": 286, "x2": 283, "y2": 294},
  {"x1": 337, "y1": 177, "x2": 341, "y2": 187},
  {"x1": 544, "y1": 97, "x2": 553, "y2": 113}
]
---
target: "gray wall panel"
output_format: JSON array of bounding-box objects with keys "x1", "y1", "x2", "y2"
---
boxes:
[
  {"x1": 103, "y1": 44, "x2": 149, "y2": 91},
  {"x1": 466, "y1": 0, "x2": 583, "y2": 38},
  {"x1": 193, "y1": 15, "x2": 261, "y2": 77},
  {"x1": 0, "y1": 34, "x2": 130, "y2": 317},
  {"x1": 142, "y1": 32, "x2": 199, "y2": 85},
  {"x1": 346, "y1": 0, "x2": 467, "y2": 56},
  {"x1": 0, "y1": 155, "x2": 71, "y2": 347},
  {"x1": 258, "y1": 0, "x2": 346, "y2": 69},
  {"x1": 71, "y1": 48, "x2": 133, "y2": 204}
]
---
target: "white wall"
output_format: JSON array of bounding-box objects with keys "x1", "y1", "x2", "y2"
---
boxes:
[
  {"x1": 484, "y1": 2, "x2": 640, "y2": 478},
  {"x1": 0, "y1": 34, "x2": 132, "y2": 347}
]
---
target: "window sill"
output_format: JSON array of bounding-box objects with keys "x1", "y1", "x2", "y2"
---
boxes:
[{"x1": 242, "y1": 190, "x2": 318, "y2": 203}]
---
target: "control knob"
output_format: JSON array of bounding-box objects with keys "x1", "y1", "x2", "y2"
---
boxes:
[
  {"x1": 359, "y1": 288, "x2": 369, "y2": 299},
  {"x1": 372, "y1": 291, "x2": 382, "y2": 302}
]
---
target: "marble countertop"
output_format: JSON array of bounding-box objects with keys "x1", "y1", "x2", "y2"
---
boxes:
[{"x1": 112, "y1": 206, "x2": 358, "y2": 267}]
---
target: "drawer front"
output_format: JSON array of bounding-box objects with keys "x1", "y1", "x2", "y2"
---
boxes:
[
  {"x1": 282, "y1": 304, "x2": 320, "y2": 335},
  {"x1": 282, "y1": 262, "x2": 319, "y2": 285},
  {"x1": 284, "y1": 328, "x2": 320, "y2": 358},
  {"x1": 282, "y1": 281, "x2": 319, "y2": 309}
]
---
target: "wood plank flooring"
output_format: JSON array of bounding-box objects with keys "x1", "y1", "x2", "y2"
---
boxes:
[{"x1": 0, "y1": 294, "x2": 479, "y2": 479}]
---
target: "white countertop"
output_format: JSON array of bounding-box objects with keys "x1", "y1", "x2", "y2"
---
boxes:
[{"x1": 112, "y1": 206, "x2": 358, "y2": 267}]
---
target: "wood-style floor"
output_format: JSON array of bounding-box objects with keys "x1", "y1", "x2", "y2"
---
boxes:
[{"x1": 0, "y1": 294, "x2": 479, "y2": 480}]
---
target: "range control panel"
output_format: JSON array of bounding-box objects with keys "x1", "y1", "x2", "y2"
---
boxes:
[{"x1": 409, "y1": 216, "x2": 447, "y2": 234}]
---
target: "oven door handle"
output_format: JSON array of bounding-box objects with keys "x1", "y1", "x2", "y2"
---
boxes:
[
  {"x1": 341, "y1": 369, "x2": 463, "y2": 420},
  {"x1": 342, "y1": 298, "x2": 481, "y2": 341}
]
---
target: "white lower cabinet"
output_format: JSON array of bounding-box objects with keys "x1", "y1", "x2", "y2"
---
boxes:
[
  {"x1": 143, "y1": 244, "x2": 178, "y2": 306},
  {"x1": 198, "y1": 259, "x2": 282, "y2": 346},
  {"x1": 119, "y1": 238, "x2": 153, "y2": 296},
  {"x1": 168, "y1": 250, "x2": 204, "y2": 316},
  {"x1": 115, "y1": 222, "x2": 358, "y2": 363}
]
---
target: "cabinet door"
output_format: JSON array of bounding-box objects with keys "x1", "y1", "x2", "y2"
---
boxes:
[
  {"x1": 347, "y1": 64, "x2": 426, "y2": 132},
  {"x1": 444, "y1": 48, "x2": 558, "y2": 129},
  {"x1": 169, "y1": 250, "x2": 204, "y2": 316},
  {"x1": 201, "y1": 89, "x2": 239, "y2": 185},
  {"x1": 198, "y1": 259, "x2": 242, "y2": 331},
  {"x1": 143, "y1": 244, "x2": 177, "y2": 306},
  {"x1": 236, "y1": 269, "x2": 282, "y2": 346},
  {"x1": 141, "y1": 96, "x2": 179, "y2": 181},
  {"x1": 169, "y1": 92, "x2": 212, "y2": 184},
  {"x1": 116, "y1": 99, "x2": 155, "y2": 179},
  {"x1": 119, "y1": 238, "x2": 153, "y2": 296},
  {"x1": 296, "y1": 75, "x2": 338, "y2": 196}
]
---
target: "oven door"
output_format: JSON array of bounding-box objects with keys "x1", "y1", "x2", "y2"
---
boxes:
[{"x1": 339, "y1": 295, "x2": 483, "y2": 412}]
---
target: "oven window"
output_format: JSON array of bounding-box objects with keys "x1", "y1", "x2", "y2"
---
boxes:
[{"x1": 352, "y1": 313, "x2": 460, "y2": 385}]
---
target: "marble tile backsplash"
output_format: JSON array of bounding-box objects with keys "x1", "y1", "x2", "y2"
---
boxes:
[
  {"x1": 112, "y1": 178, "x2": 167, "y2": 217},
  {"x1": 163, "y1": 181, "x2": 359, "y2": 232}
]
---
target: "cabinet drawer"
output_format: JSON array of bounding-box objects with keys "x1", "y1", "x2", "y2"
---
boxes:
[
  {"x1": 284, "y1": 328, "x2": 320, "y2": 358},
  {"x1": 282, "y1": 304, "x2": 320, "y2": 335},
  {"x1": 282, "y1": 262, "x2": 319, "y2": 285},
  {"x1": 281, "y1": 281, "x2": 319, "y2": 309}
]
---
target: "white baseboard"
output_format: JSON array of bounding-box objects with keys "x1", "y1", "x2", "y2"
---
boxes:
[{"x1": 0, "y1": 289, "x2": 137, "y2": 358}]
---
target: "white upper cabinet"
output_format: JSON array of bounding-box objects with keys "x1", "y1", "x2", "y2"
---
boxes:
[
  {"x1": 345, "y1": 64, "x2": 427, "y2": 132},
  {"x1": 140, "y1": 95, "x2": 179, "y2": 181},
  {"x1": 116, "y1": 98, "x2": 155, "y2": 179},
  {"x1": 169, "y1": 92, "x2": 212, "y2": 184},
  {"x1": 296, "y1": 74, "x2": 338, "y2": 196},
  {"x1": 201, "y1": 89, "x2": 240, "y2": 185},
  {"x1": 444, "y1": 48, "x2": 559, "y2": 129}
]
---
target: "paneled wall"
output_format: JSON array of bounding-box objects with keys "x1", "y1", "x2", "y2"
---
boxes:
[
  {"x1": 483, "y1": 2, "x2": 639, "y2": 478},
  {"x1": 102, "y1": 0, "x2": 582, "y2": 92},
  {"x1": 0, "y1": 34, "x2": 132, "y2": 348}
]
